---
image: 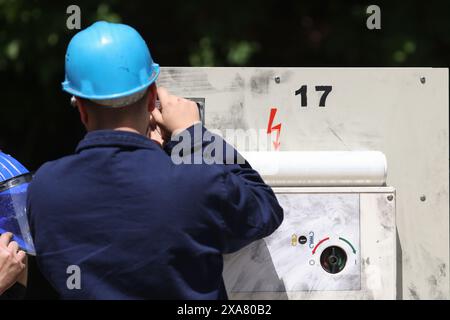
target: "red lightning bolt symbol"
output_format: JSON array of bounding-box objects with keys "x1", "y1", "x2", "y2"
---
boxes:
[{"x1": 267, "y1": 107, "x2": 281, "y2": 150}]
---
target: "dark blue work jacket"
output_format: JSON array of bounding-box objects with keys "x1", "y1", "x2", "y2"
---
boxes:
[{"x1": 27, "y1": 124, "x2": 283, "y2": 299}]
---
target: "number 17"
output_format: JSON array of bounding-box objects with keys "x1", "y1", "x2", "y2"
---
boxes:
[{"x1": 295, "y1": 85, "x2": 332, "y2": 107}]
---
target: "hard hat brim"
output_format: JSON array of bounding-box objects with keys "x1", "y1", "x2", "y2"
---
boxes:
[{"x1": 62, "y1": 63, "x2": 160, "y2": 100}]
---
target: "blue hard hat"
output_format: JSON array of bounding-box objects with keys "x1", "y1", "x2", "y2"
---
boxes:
[
  {"x1": 0, "y1": 152, "x2": 29, "y2": 182},
  {"x1": 0, "y1": 151, "x2": 35, "y2": 255},
  {"x1": 62, "y1": 21, "x2": 160, "y2": 103}
]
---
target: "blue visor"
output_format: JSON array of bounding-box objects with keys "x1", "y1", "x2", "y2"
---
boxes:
[{"x1": 0, "y1": 174, "x2": 35, "y2": 255}]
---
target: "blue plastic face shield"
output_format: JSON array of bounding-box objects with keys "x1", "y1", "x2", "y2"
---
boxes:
[{"x1": 0, "y1": 173, "x2": 35, "y2": 255}]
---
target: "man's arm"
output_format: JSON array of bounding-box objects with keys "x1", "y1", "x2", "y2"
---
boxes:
[
  {"x1": 153, "y1": 87, "x2": 284, "y2": 254},
  {"x1": 164, "y1": 123, "x2": 284, "y2": 253},
  {"x1": 218, "y1": 154, "x2": 284, "y2": 253}
]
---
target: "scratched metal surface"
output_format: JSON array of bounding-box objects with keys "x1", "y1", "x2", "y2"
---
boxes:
[
  {"x1": 222, "y1": 189, "x2": 395, "y2": 300},
  {"x1": 223, "y1": 193, "x2": 361, "y2": 293},
  {"x1": 157, "y1": 67, "x2": 449, "y2": 299}
]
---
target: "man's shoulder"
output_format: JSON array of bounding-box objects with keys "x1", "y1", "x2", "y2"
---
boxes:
[
  {"x1": 31, "y1": 154, "x2": 80, "y2": 186},
  {"x1": 35, "y1": 155, "x2": 74, "y2": 172}
]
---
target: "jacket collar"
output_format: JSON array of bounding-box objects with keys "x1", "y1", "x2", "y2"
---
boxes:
[{"x1": 76, "y1": 130, "x2": 159, "y2": 152}]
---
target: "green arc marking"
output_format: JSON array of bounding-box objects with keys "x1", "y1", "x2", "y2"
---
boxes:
[{"x1": 339, "y1": 237, "x2": 356, "y2": 254}]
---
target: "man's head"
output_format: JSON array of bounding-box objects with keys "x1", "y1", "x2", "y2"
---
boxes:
[{"x1": 62, "y1": 21, "x2": 160, "y2": 133}]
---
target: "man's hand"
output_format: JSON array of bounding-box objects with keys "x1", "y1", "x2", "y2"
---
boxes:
[
  {"x1": 147, "y1": 113, "x2": 165, "y2": 147},
  {"x1": 150, "y1": 87, "x2": 200, "y2": 138},
  {"x1": 0, "y1": 232, "x2": 26, "y2": 295}
]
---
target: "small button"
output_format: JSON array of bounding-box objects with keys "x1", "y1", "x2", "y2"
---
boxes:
[{"x1": 299, "y1": 235, "x2": 307, "y2": 244}]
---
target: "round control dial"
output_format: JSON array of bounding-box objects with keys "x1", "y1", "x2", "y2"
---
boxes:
[{"x1": 320, "y1": 246, "x2": 347, "y2": 274}]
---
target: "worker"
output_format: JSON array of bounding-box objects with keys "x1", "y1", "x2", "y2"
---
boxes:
[
  {"x1": 0, "y1": 151, "x2": 30, "y2": 299},
  {"x1": 27, "y1": 21, "x2": 283, "y2": 299}
]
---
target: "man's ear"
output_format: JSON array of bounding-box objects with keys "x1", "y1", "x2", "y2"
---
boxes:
[
  {"x1": 147, "y1": 83, "x2": 157, "y2": 112},
  {"x1": 76, "y1": 98, "x2": 89, "y2": 128}
]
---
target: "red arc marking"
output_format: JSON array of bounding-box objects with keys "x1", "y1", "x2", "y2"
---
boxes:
[
  {"x1": 312, "y1": 237, "x2": 330, "y2": 254},
  {"x1": 267, "y1": 108, "x2": 281, "y2": 150}
]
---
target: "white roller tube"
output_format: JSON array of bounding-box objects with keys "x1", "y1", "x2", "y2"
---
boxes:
[{"x1": 241, "y1": 151, "x2": 387, "y2": 187}]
